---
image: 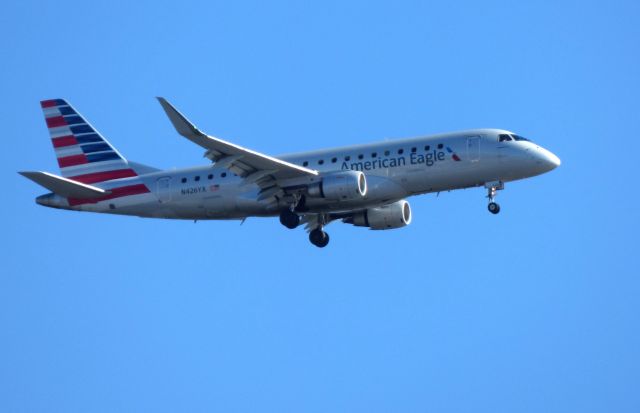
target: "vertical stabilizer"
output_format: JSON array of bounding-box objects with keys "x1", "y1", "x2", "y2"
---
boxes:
[{"x1": 40, "y1": 99, "x2": 138, "y2": 184}]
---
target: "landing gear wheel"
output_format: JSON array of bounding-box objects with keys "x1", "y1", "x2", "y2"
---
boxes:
[
  {"x1": 309, "y1": 229, "x2": 330, "y2": 248},
  {"x1": 279, "y1": 209, "x2": 300, "y2": 229},
  {"x1": 484, "y1": 181, "x2": 504, "y2": 215}
]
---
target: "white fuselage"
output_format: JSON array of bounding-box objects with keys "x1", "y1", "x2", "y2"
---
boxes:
[{"x1": 37, "y1": 128, "x2": 560, "y2": 219}]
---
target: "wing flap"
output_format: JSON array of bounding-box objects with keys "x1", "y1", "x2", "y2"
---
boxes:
[{"x1": 19, "y1": 171, "x2": 110, "y2": 199}]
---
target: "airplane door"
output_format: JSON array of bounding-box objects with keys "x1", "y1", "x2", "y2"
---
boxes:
[
  {"x1": 467, "y1": 136, "x2": 480, "y2": 162},
  {"x1": 156, "y1": 177, "x2": 172, "y2": 203}
]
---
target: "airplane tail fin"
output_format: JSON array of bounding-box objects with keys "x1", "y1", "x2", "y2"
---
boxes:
[{"x1": 40, "y1": 99, "x2": 139, "y2": 184}]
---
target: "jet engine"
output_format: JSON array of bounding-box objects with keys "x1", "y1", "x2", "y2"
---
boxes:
[
  {"x1": 344, "y1": 199, "x2": 412, "y2": 230},
  {"x1": 307, "y1": 171, "x2": 367, "y2": 201}
]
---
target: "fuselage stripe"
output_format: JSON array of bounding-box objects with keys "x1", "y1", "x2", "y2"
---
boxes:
[{"x1": 68, "y1": 183, "x2": 150, "y2": 206}]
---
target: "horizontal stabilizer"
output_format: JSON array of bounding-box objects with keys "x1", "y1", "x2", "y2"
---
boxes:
[{"x1": 19, "y1": 171, "x2": 110, "y2": 199}]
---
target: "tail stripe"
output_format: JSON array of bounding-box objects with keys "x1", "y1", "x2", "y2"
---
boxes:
[
  {"x1": 41, "y1": 99, "x2": 66, "y2": 108},
  {"x1": 75, "y1": 134, "x2": 102, "y2": 144},
  {"x1": 36, "y1": 99, "x2": 159, "y2": 205},
  {"x1": 52, "y1": 135, "x2": 77, "y2": 148},
  {"x1": 87, "y1": 152, "x2": 120, "y2": 163},
  {"x1": 54, "y1": 145, "x2": 84, "y2": 158},
  {"x1": 59, "y1": 106, "x2": 75, "y2": 116},
  {"x1": 82, "y1": 142, "x2": 111, "y2": 153},
  {"x1": 68, "y1": 168, "x2": 138, "y2": 184},
  {"x1": 46, "y1": 116, "x2": 68, "y2": 128},
  {"x1": 55, "y1": 146, "x2": 118, "y2": 160},
  {"x1": 70, "y1": 125, "x2": 93, "y2": 134},
  {"x1": 57, "y1": 159, "x2": 127, "y2": 175},
  {"x1": 40, "y1": 99, "x2": 135, "y2": 184},
  {"x1": 58, "y1": 154, "x2": 88, "y2": 167}
]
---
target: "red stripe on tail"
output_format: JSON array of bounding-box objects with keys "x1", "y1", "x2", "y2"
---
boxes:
[
  {"x1": 46, "y1": 116, "x2": 67, "y2": 128},
  {"x1": 52, "y1": 135, "x2": 78, "y2": 148},
  {"x1": 69, "y1": 168, "x2": 138, "y2": 184},
  {"x1": 41, "y1": 100, "x2": 59, "y2": 108},
  {"x1": 58, "y1": 154, "x2": 88, "y2": 168}
]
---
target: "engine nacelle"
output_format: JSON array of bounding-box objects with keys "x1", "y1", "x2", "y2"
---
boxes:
[
  {"x1": 345, "y1": 200, "x2": 412, "y2": 230},
  {"x1": 308, "y1": 171, "x2": 367, "y2": 201}
]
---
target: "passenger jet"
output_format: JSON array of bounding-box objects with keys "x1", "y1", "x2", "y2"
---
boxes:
[{"x1": 21, "y1": 98, "x2": 560, "y2": 247}]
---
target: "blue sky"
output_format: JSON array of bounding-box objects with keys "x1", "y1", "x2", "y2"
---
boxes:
[{"x1": 1, "y1": 1, "x2": 639, "y2": 412}]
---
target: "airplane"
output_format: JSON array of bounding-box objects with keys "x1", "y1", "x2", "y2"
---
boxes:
[{"x1": 20, "y1": 98, "x2": 561, "y2": 248}]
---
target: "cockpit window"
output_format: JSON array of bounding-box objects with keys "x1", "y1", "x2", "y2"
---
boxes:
[
  {"x1": 511, "y1": 134, "x2": 530, "y2": 141},
  {"x1": 499, "y1": 134, "x2": 512, "y2": 142}
]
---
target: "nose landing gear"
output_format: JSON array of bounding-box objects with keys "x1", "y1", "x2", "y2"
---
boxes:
[{"x1": 485, "y1": 181, "x2": 504, "y2": 215}]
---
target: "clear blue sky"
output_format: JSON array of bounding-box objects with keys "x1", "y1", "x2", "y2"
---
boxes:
[{"x1": 2, "y1": 1, "x2": 639, "y2": 412}]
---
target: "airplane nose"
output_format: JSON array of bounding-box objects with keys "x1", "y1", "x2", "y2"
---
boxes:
[
  {"x1": 548, "y1": 151, "x2": 561, "y2": 168},
  {"x1": 534, "y1": 147, "x2": 561, "y2": 171}
]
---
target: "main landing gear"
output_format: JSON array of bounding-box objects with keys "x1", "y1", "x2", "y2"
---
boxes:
[
  {"x1": 485, "y1": 181, "x2": 504, "y2": 215},
  {"x1": 279, "y1": 208, "x2": 300, "y2": 229},
  {"x1": 308, "y1": 213, "x2": 330, "y2": 248},
  {"x1": 279, "y1": 205, "x2": 331, "y2": 248},
  {"x1": 309, "y1": 228, "x2": 330, "y2": 248}
]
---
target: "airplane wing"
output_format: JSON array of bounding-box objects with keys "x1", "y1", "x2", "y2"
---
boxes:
[
  {"x1": 157, "y1": 98, "x2": 318, "y2": 192},
  {"x1": 19, "y1": 171, "x2": 110, "y2": 199}
]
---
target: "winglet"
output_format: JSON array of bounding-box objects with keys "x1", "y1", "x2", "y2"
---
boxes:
[
  {"x1": 19, "y1": 171, "x2": 110, "y2": 199},
  {"x1": 156, "y1": 97, "x2": 205, "y2": 138}
]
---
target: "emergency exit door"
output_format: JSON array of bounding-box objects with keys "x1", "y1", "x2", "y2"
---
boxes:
[{"x1": 156, "y1": 177, "x2": 172, "y2": 203}]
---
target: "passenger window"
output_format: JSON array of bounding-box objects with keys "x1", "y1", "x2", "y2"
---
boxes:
[
  {"x1": 221, "y1": 172, "x2": 227, "y2": 178},
  {"x1": 499, "y1": 134, "x2": 512, "y2": 142},
  {"x1": 345, "y1": 155, "x2": 351, "y2": 161},
  {"x1": 371, "y1": 152, "x2": 377, "y2": 158},
  {"x1": 318, "y1": 159, "x2": 324, "y2": 165},
  {"x1": 437, "y1": 143, "x2": 443, "y2": 149},
  {"x1": 411, "y1": 147, "x2": 417, "y2": 153},
  {"x1": 384, "y1": 150, "x2": 390, "y2": 156},
  {"x1": 424, "y1": 145, "x2": 430, "y2": 151},
  {"x1": 398, "y1": 149, "x2": 404, "y2": 154},
  {"x1": 358, "y1": 154, "x2": 364, "y2": 160},
  {"x1": 181, "y1": 178, "x2": 186, "y2": 183},
  {"x1": 195, "y1": 176, "x2": 200, "y2": 181},
  {"x1": 331, "y1": 157, "x2": 337, "y2": 163},
  {"x1": 208, "y1": 174, "x2": 213, "y2": 180},
  {"x1": 303, "y1": 161, "x2": 308, "y2": 167}
]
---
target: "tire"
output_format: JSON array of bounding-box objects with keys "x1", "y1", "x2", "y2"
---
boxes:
[
  {"x1": 279, "y1": 210, "x2": 300, "y2": 229},
  {"x1": 488, "y1": 202, "x2": 500, "y2": 214},
  {"x1": 309, "y1": 229, "x2": 329, "y2": 248}
]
